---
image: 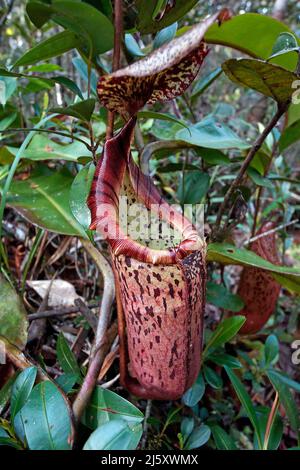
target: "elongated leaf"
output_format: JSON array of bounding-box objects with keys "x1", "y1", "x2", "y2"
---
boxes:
[
  {"x1": 207, "y1": 352, "x2": 241, "y2": 369},
  {"x1": 207, "y1": 243, "x2": 300, "y2": 292},
  {"x1": 267, "y1": 369, "x2": 300, "y2": 438},
  {"x1": 11, "y1": 367, "x2": 37, "y2": 421},
  {"x1": 177, "y1": 170, "x2": 210, "y2": 204},
  {"x1": 56, "y1": 333, "x2": 81, "y2": 379},
  {"x1": 0, "y1": 275, "x2": 28, "y2": 348},
  {"x1": 204, "y1": 317, "x2": 245, "y2": 355},
  {"x1": 207, "y1": 281, "x2": 244, "y2": 312},
  {"x1": 50, "y1": 99, "x2": 95, "y2": 122},
  {"x1": 191, "y1": 67, "x2": 222, "y2": 99},
  {"x1": 268, "y1": 369, "x2": 300, "y2": 393},
  {"x1": 203, "y1": 365, "x2": 223, "y2": 389},
  {"x1": 279, "y1": 119, "x2": 300, "y2": 152},
  {"x1": 153, "y1": 22, "x2": 177, "y2": 49},
  {"x1": 125, "y1": 34, "x2": 145, "y2": 57},
  {"x1": 222, "y1": 59, "x2": 297, "y2": 105},
  {"x1": 70, "y1": 163, "x2": 95, "y2": 231},
  {"x1": 0, "y1": 374, "x2": 16, "y2": 414},
  {"x1": 138, "y1": 111, "x2": 188, "y2": 129},
  {"x1": 185, "y1": 424, "x2": 211, "y2": 450},
  {"x1": 20, "y1": 381, "x2": 74, "y2": 450},
  {"x1": 83, "y1": 419, "x2": 142, "y2": 450},
  {"x1": 225, "y1": 367, "x2": 263, "y2": 449},
  {"x1": 4, "y1": 166, "x2": 87, "y2": 237},
  {"x1": 14, "y1": 31, "x2": 80, "y2": 67},
  {"x1": 247, "y1": 167, "x2": 273, "y2": 189},
  {"x1": 264, "y1": 335, "x2": 279, "y2": 367},
  {"x1": 205, "y1": 13, "x2": 298, "y2": 71},
  {"x1": 182, "y1": 373, "x2": 205, "y2": 408},
  {"x1": 26, "y1": 1, "x2": 114, "y2": 56},
  {"x1": 176, "y1": 117, "x2": 249, "y2": 150},
  {"x1": 211, "y1": 425, "x2": 237, "y2": 450},
  {"x1": 0, "y1": 76, "x2": 17, "y2": 106},
  {"x1": 82, "y1": 387, "x2": 144, "y2": 430},
  {"x1": 5, "y1": 134, "x2": 92, "y2": 163}
]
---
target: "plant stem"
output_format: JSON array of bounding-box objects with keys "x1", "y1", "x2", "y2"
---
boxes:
[
  {"x1": 0, "y1": 127, "x2": 89, "y2": 146},
  {"x1": 214, "y1": 104, "x2": 288, "y2": 235},
  {"x1": 72, "y1": 239, "x2": 115, "y2": 423},
  {"x1": 263, "y1": 392, "x2": 279, "y2": 450},
  {"x1": 106, "y1": 0, "x2": 123, "y2": 140}
]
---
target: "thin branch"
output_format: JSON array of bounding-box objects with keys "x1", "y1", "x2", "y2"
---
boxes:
[
  {"x1": 72, "y1": 239, "x2": 115, "y2": 424},
  {"x1": 214, "y1": 103, "x2": 288, "y2": 235},
  {"x1": 244, "y1": 219, "x2": 299, "y2": 246},
  {"x1": 141, "y1": 399, "x2": 152, "y2": 449}
]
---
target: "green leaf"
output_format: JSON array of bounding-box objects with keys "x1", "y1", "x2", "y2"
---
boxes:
[
  {"x1": 0, "y1": 274, "x2": 28, "y2": 348},
  {"x1": 0, "y1": 76, "x2": 17, "y2": 106},
  {"x1": 195, "y1": 147, "x2": 230, "y2": 166},
  {"x1": 70, "y1": 163, "x2": 95, "y2": 231},
  {"x1": 20, "y1": 381, "x2": 74, "y2": 450},
  {"x1": 153, "y1": 22, "x2": 177, "y2": 49},
  {"x1": 185, "y1": 424, "x2": 211, "y2": 450},
  {"x1": 125, "y1": 34, "x2": 145, "y2": 57},
  {"x1": 256, "y1": 409, "x2": 283, "y2": 450},
  {"x1": 11, "y1": 366, "x2": 37, "y2": 421},
  {"x1": 222, "y1": 59, "x2": 297, "y2": 105},
  {"x1": 55, "y1": 373, "x2": 78, "y2": 394},
  {"x1": 56, "y1": 333, "x2": 81, "y2": 379},
  {"x1": 279, "y1": 119, "x2": 300, "y2": 152},
  {"x1": 138, "y1": 111, "x2": 188, "y2": 129},
  {"x1": 191, "y1": 67, "x2": 222, "y2": 99},
  {"x1": 136, "y1": 0, "x2": 198, "y2": 34},
  {"x1": 82, "y1": 387, "x2": 144, "y2": 430},
  {"x1": 203, "y1": 317, "x2": 246, "y2": 355},
  {"x1": 4, "y1": 166, "x2": 87, "y2": 237},
  {"x1": 205, "y1": 13, "x2": 298, "y2": 71},
  {"x1": 52, "y1": 76, "x2": 83, "y2": 99},
  {"x1": 206, "y1": 281, "x2": 244, "y2": 312},
  {"x1": 269, "y1": 32, "x2": 299, "y2": 60},
  {"x1": 180, "y1": 417, "x2": 194, "y2": 439},
  {"x1": 207, "y1": 243, "x2": 300, "y2": 293},
  {"x1": 211, "y1": 425, "x2": 237, "y2": 450},
  {"x1": 207, "y1": 352, "x2": 242, "y2": 369},
  {"x1": 225, "y1": 367, "x2": 263, "y2": 449},
  {"x1": 182, "y1": 373, "x2": 205, "y2": 408},
  {"x1": 203, "y1": 365, "x2": 223, "y2": 390},
  {"x1": 264, "y1": 335, "x2": 279, "y2": 367},
  {"x1": 177, "y1": 170, "x2": 210, "y2": 204},
  {"x1": 176, "y1": 117, "x2": 249, "y2": 150},
  {"x1": 83, "y1": 419, "x2": 142, "y2": 450},
  {"x1": 266, "y1": 369, "x2": 300, "y2": 393},
  {"x1": 5, "y1": 134, "x2": 92, "y2": 163},
  {"x1": 27, "y1": 1, "x2": 114, "y2": 56},
  {"x1": 50, "y1": 98, "x2": 95, "y2": 122},
  {"x1": 247, "y1": 167, "x2": 274, "y2": 189},
  {"x1": 13, "y1": 31, "x2": 80, "y2": 67},
  {"x1": 267, "y1": 370, "x2": 300, "y2": 439}
]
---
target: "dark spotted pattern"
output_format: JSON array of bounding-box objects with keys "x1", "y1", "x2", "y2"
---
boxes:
[
  {"x1": 236, "y1": 222, "x2": 281, "y2": 335},
  {"x1": 113, "y1": 249, "x2": 206, "y2": 400}
]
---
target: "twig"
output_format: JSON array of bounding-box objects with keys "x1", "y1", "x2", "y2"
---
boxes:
[
  {"x1": 28, "y1": 302, "x2": 99, "y2": 321},
  {"x1": 214, "y1": 104, "x2": 289, "y2": 235},
  {"x1": 72, "y1": 239, "x2": 115, "y2": 424},
  {"x1": 141, "y1": 399, "x2": 152, "y2": 449},
  {"x1": 0, "y1": 127, "x2": 89, "y2": 147},
  {"x1": 243, "y1": 219, "x2": 299, "y2": 246},
  {"x1": 106, "y1": 0, "x2": 123, "y2": 140},
  {"x1": 263, "y1": 392, "x2": 279, "y2": 450},
  {"x1": 74, "y1": 298, "x2": 98, "y2": 333}
]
